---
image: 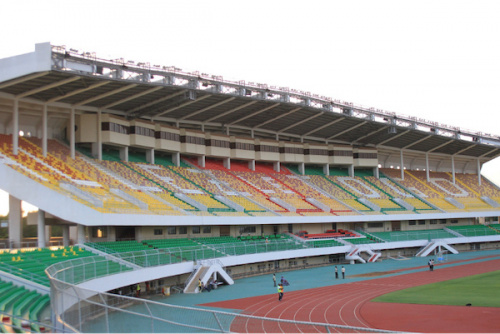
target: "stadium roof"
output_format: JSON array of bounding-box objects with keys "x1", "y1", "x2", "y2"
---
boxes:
[{"x1": 1, "y1": 43, "x2": 500, "y2": 163}]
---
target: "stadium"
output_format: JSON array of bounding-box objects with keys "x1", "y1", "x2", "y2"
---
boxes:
[{"x1": 0, "y1": 42, "x2": 500, "y2": 333}]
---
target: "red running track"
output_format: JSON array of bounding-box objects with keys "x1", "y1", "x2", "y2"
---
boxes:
[{"x1": 203, "y1": 258, "x2": 500, "y2": 333}]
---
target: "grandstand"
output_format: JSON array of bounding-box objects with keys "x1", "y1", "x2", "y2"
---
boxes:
[{"x1": 1, "y1": 43, "x2": 500, "y2": 332}]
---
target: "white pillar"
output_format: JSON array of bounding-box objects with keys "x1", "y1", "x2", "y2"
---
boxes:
[
  {"x1": 248, "y1": 160, "x2": 255, "y2": 171},
  {"x1": 8, "y1": 195, "x2": 22, "y2": 248},
  {"x1": 477, "y1": 159, "x2": 482, "y2": 186},
  {"x1": 273, "y1": 161, "x2": 280, "y2": 173},
  {"x1": 374, "y1": 166, "x2": 380, "y2": 179},
  {"x1": 119, "y1": 146, "x2": 129, "y2": 162},
  {"x1": 146, "y1": 148, "x2": 155, "y2": 164},
  {"x1": 198, "y1": 155, "x2": 205, "y2": 168},
  {"x1": 223, "y1": 157, "x2": 230, "y2": 169},
  {"x1": 45, "y1": 225, "x2": 50, "y2": 247},
  {"x1": 69, "y1": 226, "x2": 78, "y2": 245},
  {"x1": 298, "y1": 163, "x2": 305, "y2": 175},
  {"x1": 451, "y1": 156, "x2": 456, "y2": 184},
  {"x1": 97, "y1": 109, "x2": 102, "y2": 160},
  {"x1": 37, "y1": 209, "x2": 46, "y2": 248},
  {"x1": 425, "y1": 153, "x2": 430, "y2": 182},
  {"x1": 348, "y1": 165, "x2": 354, "y2": 178},
  {"x1": 108, "y1": 226, "x2": 116, "y2": 241},
  {"x1": 323, "y1": 164, "x2": 329, "y2": 176},
  {"x1": 70, "y1": 107, "x2": 75, "y2": 159},
  {"x1": 62, "y1": 224, "x2": 70, "y2": 247},
  {"x1": 42, "y1": 104, "x2": 48, "y2": 157},
  {"x1": 77, "y1": 224, "x2": 86, "y2": 244},
  {"x1": 400, "y1": 150, "x2": 404, "y2": 180},
  {"x1": 13, "y1": 99, "x2": 19, "y2": 155},
  {"x1": 172, "y1": 152, "x2": 180, "y2": 167}
]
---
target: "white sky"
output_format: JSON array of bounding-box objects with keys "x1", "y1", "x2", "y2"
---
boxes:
[{"x1": 1, "y1": 0, "x2": 500, "y2": 215}]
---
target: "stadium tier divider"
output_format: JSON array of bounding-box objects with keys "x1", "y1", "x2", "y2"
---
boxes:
[
  {"x1": 447, "y1": 224, "x2": 500, "y2": 237},
  {"x1": 370, "y1": 229, "x2": 458, "y2": 242}
]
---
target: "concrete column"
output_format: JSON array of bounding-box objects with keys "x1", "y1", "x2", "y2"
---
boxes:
[
  {"x1": 425, "y1": 153, "x2": 430, "y2": 182},
  {"x1": 323, "y1": 164, "x2": 329, "y2": 176},
  {"x1": 348, "y1": 165, "x2": 354, "y2": 178},
  {"x1": 172, "y1": 152, "x2": 181, "y2": 167},
  {"x1": 8, "y1": 195, "x2": 22, "y2": 248},
  {"x1": 45, "y1": 225, "x2": 51, "y2": 246},
  {"x1": 42, "y1": 104, "x2": 48, "y2": 157},
  {"x1": 62, "y1": 225, "x2": 70, "y2": 247},
  {"x1": 400, "y1": 150, "x2": 404, "y2": 180},
  {"x1": 451, "y1": 156, "x2": 456, "y2": 184},
  {"x1": 223, "y1": 157, "x2": 230, "y2": 169},
  {"x1": 119, "y1": 146, "x2": 129, "y2": 162},
  {"x1": 248, "y1": 160, "x2": 255, "y2": 171},
  {"x1": 77, "y1": 224, "x2": 86, "y2": 244},
  {"x1": 298, "y1": 162, "x2": 305, "y2": 175},
  {"x1": 69, "y1": 226, "x2": 77, "y2": 245},
  {"x1": 70, "y1": 107, "x2": 75, "y2": 159},
  {"x1": 108, "y1": 226, "x2": 116, "y2": 241},
  {"x1": 146, "y1": 148, "x2": 155, "y2": 164},
  {"x1": 37, "y1": 209, "x2": 46, "y2": 248},
  {"x1": 374, "y1": 166, "x2": 380, "y2": 179},
  {"x1": 13, "y1": 99, "x2": 19, "y2": 155},
  {"x1": 97, "y1": 109, "x2": 102, "y2": 160},
  {"x1": 477, "y1": 159, "x2": 482, "y2": 186},
  {"x1": 198, "y1": 155, "x2": 205, "y2": 168},
  {"x1": 273, "y1": 161, "x2": 280, "y2": 173}
]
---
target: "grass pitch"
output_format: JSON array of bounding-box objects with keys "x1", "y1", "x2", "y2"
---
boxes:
[{"x1": 372, "y1": 270, "x2": 500, "y2": 307}]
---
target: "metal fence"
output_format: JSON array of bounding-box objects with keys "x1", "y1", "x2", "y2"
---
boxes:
[
  {"x1": 110, "y1": 239, "x2": 306, "y2": 268},
  {"x1": 46, "y1": 266, "x2": 399, "y2": 333}
]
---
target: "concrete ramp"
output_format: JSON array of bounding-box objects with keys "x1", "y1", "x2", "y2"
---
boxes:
[
  {"x1": 417, "y1": 241, "x2": 458, "y2": 257},
  {"x1": 184, "y1": 260, "x2": 234, "y2": 293}
]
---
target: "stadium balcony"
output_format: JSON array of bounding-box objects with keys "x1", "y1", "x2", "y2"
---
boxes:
[
  {"x1": 447, "y1": 225, "x2": 500, "y2": 237},
  {"x1": 370, "y1": 229, "x2": 457, "y2": 242}
]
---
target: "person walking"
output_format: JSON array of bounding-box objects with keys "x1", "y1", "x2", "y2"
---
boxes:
[
  {"x1": 278, "y1": 283, "x2": 284, "y2": 301},
  {"x1": 335, "y1": 266, "x2": 339, "y2": 279},
  {"x1": 430, "y1": 259, "x2": 434, "y2": 271},
  {"x1": 136, "y1": 283, "x2": 141, "y2": 297},
  {"x1": 341, "y1": 266, "x2": 345, "y2": 279},
  {"x1": 198, "y1": 278, "x2": 203, "y2": 293},
  {"x1": 273, "y1": 273, "x2": 276, "y2": 287}
]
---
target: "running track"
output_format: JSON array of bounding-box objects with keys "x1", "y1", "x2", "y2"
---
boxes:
[{"x1": 203, "y1": 257, "x2": 500, "y2": 333}]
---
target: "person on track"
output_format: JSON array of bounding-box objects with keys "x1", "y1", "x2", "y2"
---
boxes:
[{"x1": 278, "y1": 283, "x2": 284, "y2": 301}]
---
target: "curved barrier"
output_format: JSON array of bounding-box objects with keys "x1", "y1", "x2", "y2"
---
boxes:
[{"x1": 46, "y1": 256, "x2": 399, "y2": 333}]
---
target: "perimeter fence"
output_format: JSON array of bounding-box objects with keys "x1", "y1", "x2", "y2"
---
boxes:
[{"x1": 46, "y1": 259, "x2": 401, "y2": 333}]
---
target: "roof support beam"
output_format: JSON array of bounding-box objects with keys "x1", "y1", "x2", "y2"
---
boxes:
[
  {"x1": 428, "y1": 139, "x2": 455, "y2": 153},
  {"x1": 302, "y1": 117, "x2": 345, "y2": 136},
  {"x1": 102, "y1": 86, "x2": 163, "y2": 109},
  {"x1": 75, "y1": 84, "x2": 137, "y2": 106},
  {"x1": 355, "y1": 126, "x2": 388, "y2": 144},
  {"x1": 278, "y1": 112, "x2": 323, "y2": 133},
  {"x1": 16, "y1": 76, "x2": 80, "y2": 98},
  {"x1": 203, "y1": 101, "x2": 258, "y2": 123},
  {"x1": 0, "y1": 71, "x2": 49, "y2": 90},
  {"x1": 179, "y1": 97, "x2": 235, "y2": 120},
  {"x1": 378, "y1": 130, "x2": 410, "y2": 146},
  {"x1": 152, "y1": 94, "x2": 210, "y2": 119},
  {"x1": 403, "y1": 135, "x2": 432, "y2": 150},
  {"x1": 227, "y1": 103, "x2": 280, "y2": 126},
  {"x1": 127, "y1": 90, "x2": 186, "y2": 116},
  {"x1": 252, "y1": 107, "x2": 301, "y2": 129},
  {"x1": 48, "y1": 81, "x2": 111, "y2": 103},
  {"x1": 454, "y1": 143, "x2": 477, "y2": 156},
  {"x1": 327, "y1": 121, "x2": 367, "y2": 140}
]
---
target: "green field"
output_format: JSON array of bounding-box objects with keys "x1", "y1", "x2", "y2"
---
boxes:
[{"x1": 373, "y1": 270, "x2": 500, "y2": 307}]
